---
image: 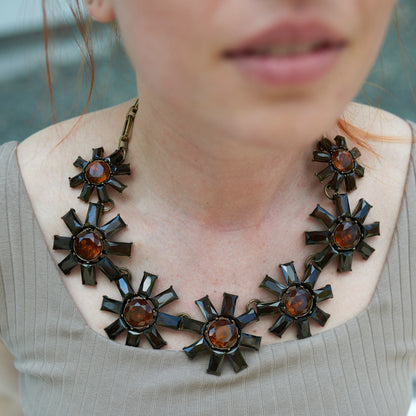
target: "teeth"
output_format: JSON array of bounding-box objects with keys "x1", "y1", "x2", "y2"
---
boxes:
[{"x1": 247, "y1": 42, "x2": 324, "y2": 56}]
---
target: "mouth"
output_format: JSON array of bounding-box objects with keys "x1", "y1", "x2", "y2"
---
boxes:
[{"x1": 224, "y1": 20, "x2": 348, "y2": 86}]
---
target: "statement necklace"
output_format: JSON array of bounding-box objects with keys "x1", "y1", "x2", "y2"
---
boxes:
[{"x1": 53, "y1": 100, "x2": 380, "y2": 376}]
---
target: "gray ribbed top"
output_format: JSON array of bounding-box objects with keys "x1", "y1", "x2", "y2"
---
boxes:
[{"x1": 0, "y1": 123, "x2": 416, "y2": 416}]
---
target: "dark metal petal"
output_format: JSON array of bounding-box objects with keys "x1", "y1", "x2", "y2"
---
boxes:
[
  {"x1": 81, "y1": 264, "x2": 96, "y2": 286},
  {"x1": 106, "y1": 241, "x2": 132, "y2": 257},
  {"x1": 58, "y1": 253, "x2": 79, "y2": 275},
  {"x1": 101, "y1": 296, "x2": 123, "y2": 315},
  {"x1": 296, "y1": 319, "x2": 311, "y2": 339},
  {"x1": 310, "y1": 307, "x2": 330, "y2": 326},
  {"x1": 345, "y1": 173, "x2": 357, "y2": 192},
  {"x1": 313, "y1": 151, "x2": 331, "y2": 162},
  {"x1": 269, "y1": 313, "x2": 293, "y2": 337},
  {"x1": 183, "y1": 337, "x2": 209, "y2": 359},
  {"x1": 280, "y1": 262, "x2": 300, "y2": 285},
  {"x1": 207, "y1": 352, "x2": 225, "y2": 376},
  {"x1": 314, "y1": 284, "x2": 333, "y2": 303},
  {"x1": 144, "y1": 326, "x2": 167, "y2": 349},
  {"x1": 352, "y1": 198, "x2": 372, "y2": 223},
  {"x1": 260, "y1": 275, "x2": 286, "y2": 297},
  {"x1": 350, "y1": 147, "x2": 361, "y2": 159},
  {"x1": 99, "y1": 214, "x2": 127, "y2": 238},
  {"x1": 354, "y1": 163, "x2": 365, "y2": 177},
  {"x1": 138, "y1": 272, "x2": 158, "y2": 297},
  {"x1": 53, "y1": 235, "x2": 73, "y2": 250},
  {"x1": 328, "y1": 172, "x2": 344, "y2": 192},
  {"x1": 334, "y1": 135, "x2": 346, "y2": 147},
  {"x1": 61, "y1": 209, "x2": 83, "y2": 235},
  {"x1": 116, "y1": 276, "x2": 135, "y2": 298},
  {"x1": 92, "y1": 147, "x2": 104, "y2": 159},
  {"x1": 152, "y1": 286, "x2": 178, "y2": 308},
  {"x1": 363, "y1": 222, "x2": 380, "y2": 239},
  {"x1": 106, "y1": 149, "x2": 124, "y2": 165},
  {"x1": 221, "y1": 293, "x2": 238, "y2": 316},
  {"x1": 196, "y1": 296, "x2": 218, "y2": 321},
  {"x1": 104, "y1": 318, "x2": 126, "y2": 339},
  {"x1": 126, "y1": 331, "x2": 141, "y2": 347},
  {"x1": 312, "y1": 245, "x2": 338, "y2": 270},
  {"x1": 236, "y1": 308, "x2": 258, "y2": 329},
  {"x1": 84, "y1": 202, "x2": 102, "y2": 228},
  {"x1": 69, "y1": 173, "x2": 85, "y2": 188},
  {"x1": 305, "y1": 231, "x2": 330, "y2": 245},
  {"x1": 334, "y1": 194, "x2": 351, "y2": 217},
  {"x1": 355, "y1": 240, "x2": 375, "y2": 260},
  {"x1": 73, "y1": 156, "x2": 88, "y2": 169},
  {"x1": 181, "y1": 317, "x2": 205, "y2": 334},
  {"x1": 310, "y1": 204, "x2": 337, "y2": 228},
  {"x1": 318, "y1": 138, "x2": 333, "y2": 152},
  {"x1": 96, "y1": 257, "x2": 121, "y2": 281},
  {"x1": 79, "y1": 183, "x2": 94, "y2": 202},
  {"x1": 303, "y1": 264, "x2": 321, "y2": 289},
  {"x1": 227, "y1": 350, "x2": 247, "y2": 373},
  {"x1": 157, "y1": 312, "x2": 182, "y2": 330},
  {"x1": 316, "y1": 165, "x2": 334, "y2": 182},
  {"x1": 96, "y1": 186, "x2": 110, "y2": 203},
  {"x1": 338, "y1": 252, "x2": 353, "y2": 272},
  {"x1": 112, "y1": 163, "x2": 131, "y2": 175},
  {"x1": 240, "y1": 333, "x2": 261, "y2": 350},
  {"x1": 107, "y1": 178, "x2": 127, "y2": 193},
  {"x1": 256, "y1": 300, "x2": 280, "y2": 315}
]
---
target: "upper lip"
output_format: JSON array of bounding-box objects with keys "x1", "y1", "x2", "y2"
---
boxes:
[{"x1": 224, "y1": 18, "x2": 347, "y2": 56}]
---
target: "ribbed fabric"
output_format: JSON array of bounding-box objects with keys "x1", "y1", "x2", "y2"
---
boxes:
[{"x1": 0, "y1": 123, "x2": 415, "y2": 416}]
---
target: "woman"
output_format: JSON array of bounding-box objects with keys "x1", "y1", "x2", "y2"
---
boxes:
[{"x1": 0, "y1": 0, "x2": 415, "y2": 414}]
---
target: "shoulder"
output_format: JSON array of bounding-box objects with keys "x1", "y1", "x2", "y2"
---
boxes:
[
  {"x1": 17, "y1": 100, "x2": 135, "y2": 170},
  {"x1": 343, "y1": 102, "x2": 413, "y2": 144}
]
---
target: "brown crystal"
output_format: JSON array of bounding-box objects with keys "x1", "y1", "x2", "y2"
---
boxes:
[
  {"x1": 332, "y1": 149, "x2": 354, "y2": 172},
  {"x1": 207, "y1": 318, "x2": 239, "y2": 350},
  {"x1": 283, "y1": 286, "x2": 313, "y2": 317},
  {"x1": 85, "y1": 160, "x2": 111, "y2": 184},
  {"x1": 74, "y1": 230, "x2": 102, "y2": 261},
  {"x1": 123, "y1": 298, "x2": 154, "y2": 329},
  {"x1": 333, "y1": 220, "x2": 361, "y2": 250}
]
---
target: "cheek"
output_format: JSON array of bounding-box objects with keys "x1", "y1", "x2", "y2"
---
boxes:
[{"x1": 115, "y1": 2, "x2": 212, "y2": 109}]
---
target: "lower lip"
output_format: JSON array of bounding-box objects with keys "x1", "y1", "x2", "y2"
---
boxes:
[{"x1": 227, "y1": 46, "x2": 344, "y2": 86}]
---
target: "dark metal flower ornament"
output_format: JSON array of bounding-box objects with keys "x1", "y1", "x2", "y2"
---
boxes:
[
  {"x1": 69, "y1": 147, "x2": 130, "y2": 203},
  {"x1": 313, "y1": 135, "x2": 364, "y2": 192},
  {"x1": 181, "y1": 293, "x2": 262, "y2": 375},
  {"x1": 257, "y1": 262, "x2": 333, "y2": 339},
  {"x1": 101, "y1": 272, "x2": 181, "y2": 348},
  {"x1": 53, "y1": 202, "x2": 132, "y2": 285},
  {"x1": 305, "y1": 193, "x2": 380, "y2": 272}
]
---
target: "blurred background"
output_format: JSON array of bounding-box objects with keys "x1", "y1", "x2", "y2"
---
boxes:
[{"x1": 0, "y1": 1, "x2": 415, "y2": 413}]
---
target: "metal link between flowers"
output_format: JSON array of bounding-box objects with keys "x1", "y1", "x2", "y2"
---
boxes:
[{"x1": 118, "y1": 99, "x2": 139, "y2": 162}]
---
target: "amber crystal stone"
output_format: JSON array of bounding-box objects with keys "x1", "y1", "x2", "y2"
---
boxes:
[
  {"x1": 206, "y1": 318, "x2": 239, "y2": 350},
  {"x1": 85, "y1": 160, "x2": 111, "y2": 184},
  {"x1": 282, "y1": 286, "x2": 313, "y2": 317},
  {"x1": 333, "y1": 220, "x2": 361, "y2": 250},
  {"x1": 123, "y1": 298, "x2": 155, "y2": 330},
  {"x1": 74, "y1": 229, "x2": 103, "y2": 261},
  {"x1": 331, "y1": 149, "x2": 354, "y2": 172}
]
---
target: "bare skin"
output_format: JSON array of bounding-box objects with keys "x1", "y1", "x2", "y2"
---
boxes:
[{"x1": 16, "y1": 101, "x2": 413, "y2": 351}]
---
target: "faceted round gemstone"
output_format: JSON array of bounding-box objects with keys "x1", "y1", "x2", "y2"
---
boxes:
[
  {"x1": 206, "y1": 318, "x2": 239, "y2": 350},
  {"x1": 85, "y1": 160, "x2": 111, "y2": 184},
  {"x1": 331, "y1": 149, "x2": 354, "y2": 172},
  {"x1": 123, "y1": 297, "x2": 155, "y2": 330},
  {"x1": 333, "y1": 220, "x2": 361, "y2": 250},
  {"x1": 74, "y1": 229, "x2": 102, "y2": 261},
  {"x1": 282, "y1": 286, "x2": 313, "y2": 317}
]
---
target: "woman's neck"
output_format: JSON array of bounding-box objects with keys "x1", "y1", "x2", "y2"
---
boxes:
[{"x1": 127, "y1": 100, "x2": 321, "y2": 232}]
